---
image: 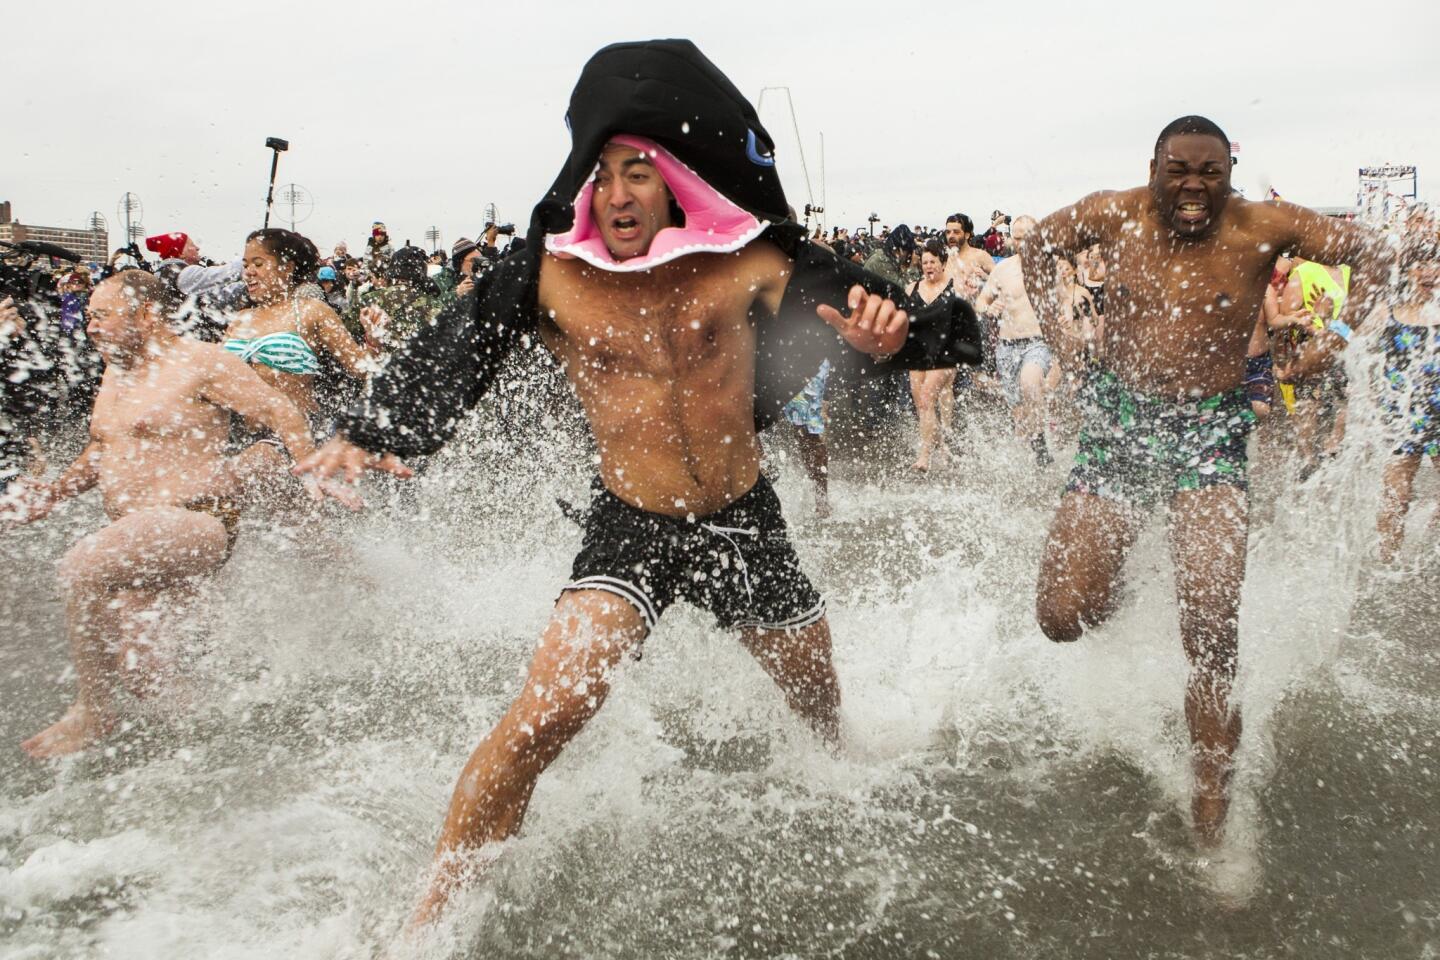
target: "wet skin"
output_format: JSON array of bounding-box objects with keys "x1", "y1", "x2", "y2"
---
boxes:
[
  {"x1": 293, "y1": 135, "x2": 912, "y2": 929},
  {"x1": 11, "y1": 277, "x2": 334, "y2": 759},
  {"x1": 1023, "y1": 134, "x2": 1387, "y2": 395},
  {"x1": 537, "y1": 243, "x2": 791, "y2": 517},
  {"x1": 1021, "y1": 131, "x2": 1391, "y2": 855},
  {"x1": 402, "y1": 240, "x2": 906, "y2": 927}
]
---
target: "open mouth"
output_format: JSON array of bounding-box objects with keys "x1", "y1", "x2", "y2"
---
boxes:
[
  {"x1": 1176, "y1": 201, "x2": 1209, "y2": 223},
  {"x1": 610, "y1": 215, "x2": 641, "y2": 238}
]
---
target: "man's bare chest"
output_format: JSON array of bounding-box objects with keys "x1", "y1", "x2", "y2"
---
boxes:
[
  {"x1": 92, "y1": 373, "x2": 215, "y2": 443},
  {"x1": 543, "y1": 278, "x2": 755, "y2": 378},
  {"x1": 1104, "y1": 240, "x2": 1267, "y2": 331}
]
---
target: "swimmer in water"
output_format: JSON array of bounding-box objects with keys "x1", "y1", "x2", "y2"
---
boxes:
[
  {"x1": 1371, "y1": 221, "x2": 1440, "y2": 562},
  {"x1": 2, "y1": 271, "x2": 357, "y2": 758},
  {"x1": 295, "y1": 40, "x2": 979, "y2": 927},
  {"x1": 974, "y1": 215, "x2": 1057, "y2": 464},
  {"x1": 1021, "y1": 116, "x2": 1391, "y2": 862},
  {"x1": 905, "y1": 240, "x2": 963, "y2": 471},
  {"x1": 1270, "y1": 255, "x2": 1355, "y2": 477},
  {"x1": 944, "y1": 213, "x2": 995, "y2": 300}
]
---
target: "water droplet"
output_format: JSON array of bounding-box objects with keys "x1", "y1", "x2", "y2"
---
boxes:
[{"x1": 681, "y1": 121, "x2": 691, "y2": 134}]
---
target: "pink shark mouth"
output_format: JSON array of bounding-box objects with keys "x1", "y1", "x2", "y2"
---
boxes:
[{"x1": 545, "y1": 134, "x2": 769, "y2": 272}]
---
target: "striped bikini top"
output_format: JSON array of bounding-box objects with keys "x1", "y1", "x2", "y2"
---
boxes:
[{"x1": 223, "y1": 300, "x2": 320, "y2": 375}]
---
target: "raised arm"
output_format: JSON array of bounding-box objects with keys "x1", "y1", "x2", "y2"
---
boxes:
[
  {"x1": 1022, "y1": 191, "x2": 1113, "y2": 350},
  {"x1": 973, "y1": 272, "x2": 1001, "y2": 318},
  {"x1": 2, "y1": 441, "x2": 104, "y2": 524},
  {"x1": 751, "y1": 241, "x2": 982, "y2": 431},
  {"x1": 303, "y1": 299, "x2": 381, "y2": 377},
  {"x1": 199, "y1": 349, "x2": 317, "y2": 463}
]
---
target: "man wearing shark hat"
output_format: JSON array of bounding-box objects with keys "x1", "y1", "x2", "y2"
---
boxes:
[{"x1": 296, "y1": 39, "x2": 979, "y2": 924}]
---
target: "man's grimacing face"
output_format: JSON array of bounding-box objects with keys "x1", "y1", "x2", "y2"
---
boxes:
[
  {"x1": 590, "y1": 142, "x2": 676, "y2": 260},
  {"x1": 1149, "y1": 132, "x2": 1232, "y2": 240}
]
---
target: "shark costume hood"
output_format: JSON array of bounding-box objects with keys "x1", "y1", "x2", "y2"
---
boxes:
[
  {"x1": 338, "y1": 39, "x2": 980, "y2": 459},
  {"x1": 526, "y1": 39, "x2": 807, "y2": 263}
]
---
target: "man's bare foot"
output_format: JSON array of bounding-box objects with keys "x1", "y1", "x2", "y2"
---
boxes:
[
  {"x1": 409, "y1": 881, "x2": 451, "y2": 932},
  {"x1": 911, "y1": 459, "x2": 930, "y2": 473},
  {"x1": 407, "y1": 844, "x2": 505, "y2": 932},
  {"x1": 21, "y1": 703, "x2": 114, "y2": 758}
]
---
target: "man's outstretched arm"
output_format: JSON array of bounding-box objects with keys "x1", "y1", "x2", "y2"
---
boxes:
[
  {"x1": 1022, "y1": 192, "x2": 1110, "y2": 356},
  {"x1": 198, "y1": 349, "x2": 371, "y2": 506},
  {"x1": 1281, "y1": 205, "x2": 1396, "y2": 380},
  {"x1": 1, "y1": 442, "x2": 103, "y2": 524}
]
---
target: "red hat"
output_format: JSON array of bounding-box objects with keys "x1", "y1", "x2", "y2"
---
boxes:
[{"x1": 145, "y1": 232, "x2": 189, "y2": 260}]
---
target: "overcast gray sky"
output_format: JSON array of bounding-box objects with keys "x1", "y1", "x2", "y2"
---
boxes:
[{"x1": 9, "y1": 0, "x2": 1438, "y2": 260}]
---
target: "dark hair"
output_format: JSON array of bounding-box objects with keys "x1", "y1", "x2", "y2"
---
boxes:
[
  {"x1": 1154, "y1": 115, "x2": 1231, "y2": 160},
  {"x1": 946, "y1": 213, "x2": 973, "y2": 236},
  {"x1": 921, "y1": 239, "x2": 948, "y2": 264},
  {"x1": 885, "y1": 223, "x2": 916, "y2": 255},
  {"x1": 245, "y1": 228, "x2": 319, "y2": 287},
  {"x1": 386, "y1": 245, "x2": 430, "y2": 287}
]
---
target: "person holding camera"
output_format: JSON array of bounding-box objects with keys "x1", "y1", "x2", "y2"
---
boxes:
[
  {"x1": 448, "y1": 237, "x2": 489, "y2": 300},
  {"x1": 477, "y1": 221, "x2": 517, "y2": 263}
]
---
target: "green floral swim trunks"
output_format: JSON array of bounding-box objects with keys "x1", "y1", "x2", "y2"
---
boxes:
[{"x1": 1066, "y1": 368, "x2": 1258, "y2": 508}]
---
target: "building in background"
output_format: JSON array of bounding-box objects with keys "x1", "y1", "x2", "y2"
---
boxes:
[{"x1": 0, "y1": 201, "x2": 108, "y2": 263}]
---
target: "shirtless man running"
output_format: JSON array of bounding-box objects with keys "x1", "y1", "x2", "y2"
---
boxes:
[
  {"x1": 4, "y1": 270, "x2": 352, "y2": 758},
  {"x1": 944, "y1": 213, "x2": 995, "y2": 299},
  {"x1": 1021, "y1": 116, "x2": 1389, "y2": 862},
  {"x1": 974, "y1": 215, "x2": 1055, "y2": 464},
  {"x1": 295, "y1": 41, "x2": 959, "y2": 922}
]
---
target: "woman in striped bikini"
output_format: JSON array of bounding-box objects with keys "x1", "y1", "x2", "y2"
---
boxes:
[{"x1": 226, "y1": 228, "x2": 385, "y2": 421}]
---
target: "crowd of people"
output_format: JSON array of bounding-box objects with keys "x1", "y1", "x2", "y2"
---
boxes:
[{"x1": 2, "y1": 35, "x2": 1438, "y2": 940}]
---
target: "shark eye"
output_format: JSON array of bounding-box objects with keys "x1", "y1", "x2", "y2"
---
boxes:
[{"x1": 745, "y1": 129, "x2": 775, "y2": 167}]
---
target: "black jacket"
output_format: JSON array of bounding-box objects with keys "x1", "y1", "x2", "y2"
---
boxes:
[{"x1": 337, "y1": 39, "x2": 980, "y2": 457}]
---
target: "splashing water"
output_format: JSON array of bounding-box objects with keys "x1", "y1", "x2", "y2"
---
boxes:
[{"x1": 2, "y1": 351, "x2": 1438, "y2": 959}]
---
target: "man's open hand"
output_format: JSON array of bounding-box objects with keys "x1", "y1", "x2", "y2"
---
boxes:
[
  {"x1": 0, "y1": 480, "x2": 56, "y2": 527},
  {"x1": 815, "y1": 284, "x2": 909, "y2": 358},
  {"x1": 293, "y1": 436, "x2": 413, "y2": 485}
]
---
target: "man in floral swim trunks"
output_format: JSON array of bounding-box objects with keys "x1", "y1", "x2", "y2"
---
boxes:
[
  {"x1": 1067, "y1": 367, "x2": 1257, "y2": 505},
  {"x1": 1020, "y1": 115, "x2": 1390, "y2": 864}
]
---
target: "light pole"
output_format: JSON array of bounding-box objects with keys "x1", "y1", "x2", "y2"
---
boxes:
[{"x1": 262, "y1": 136, "x2": 289, "y2": 228}]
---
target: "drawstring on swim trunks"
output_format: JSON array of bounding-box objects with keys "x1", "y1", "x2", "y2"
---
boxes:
[{"x1": 701, "y1": 523, "x2": 759, "y2": 600}]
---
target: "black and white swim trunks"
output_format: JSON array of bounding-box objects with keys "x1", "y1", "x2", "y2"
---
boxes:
[{"x1": 562, "y1": 475, "x2": 825, "y2": 634}]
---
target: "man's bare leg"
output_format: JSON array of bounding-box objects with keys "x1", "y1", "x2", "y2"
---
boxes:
[
  {"x1": 1015, "y1": 360, "x2": 1052, "y2": 463},
  {"x1": 1377, "y1": 454, "x2": 1421, "y2": 563},
  {"x1": 1168, "y1": 485, "x2": 1248, "y2": 846},
  {"x1": 1291, "y1": 397, "x2": 1322, "y2": 475},
  {"x1": 793, "y1": 426, "x2": 831, "y2": 519},
  {"x1": 738, "y1": 617, "x2": 842, "y2": 745},
  {"x1": 23, "y1": 508, "x2": 229, "y2": 758},
  {"x1": 413, "y1": 589, "x2": 646, "y2": 927},
  {"x1": 1035, "y1": 491, "x2": 1144, "y2": 642}
]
